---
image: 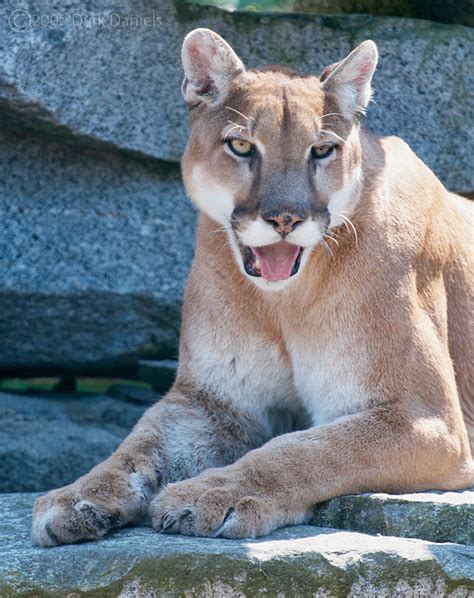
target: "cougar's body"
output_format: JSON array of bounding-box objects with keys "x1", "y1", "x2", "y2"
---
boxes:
[{"x1": 31, "y1": 30, "x2": 473, "y2": 546}]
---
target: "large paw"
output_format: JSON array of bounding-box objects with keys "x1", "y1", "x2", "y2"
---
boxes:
[
  {"x1": 31, "y1": 470, "x2": 153, "y2": 546},
  {"x1": 31, "y1": 486, "x2": 120, "y2": 546},
  {"x1": 149, "y1": 468, "x2": 299, "y2": 539}
]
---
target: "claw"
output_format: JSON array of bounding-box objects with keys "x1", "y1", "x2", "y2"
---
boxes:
[
  {"x1": 179, "y1": 508, "x2": 194, "y2": 524},
  {"x1": 213, "y1": 507, "x2": 235, "y2": 538},
  {"x1": 75, "y1": 501, "x2": 114, "y2": 534},
  {"x1": 45, "y1": 522, "x2": 61, "y2": 546},
  {"x1": 161, "y1": 512, "x2": 179, "y2": 534}
]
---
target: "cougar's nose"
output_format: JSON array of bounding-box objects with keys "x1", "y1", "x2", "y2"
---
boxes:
[{"x1": 262, "y1": 211, "x2": 306, "y2": 235}]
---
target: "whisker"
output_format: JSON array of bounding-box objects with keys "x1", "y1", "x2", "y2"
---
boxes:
[
  {"x1": 321, "y1": 239, "x2": 335, "y2": 259},
  {"x1": 324, "y1": 233, "x2": 339, "y2": 246},
  {"x1": 319, "y1": 129, "x2": 345, "y2": 144},
  {"x1": 338, "y1": 213, "x2": 358, "y2": 247},
  {"x1": 215, "y1": 237, "x2": 233, "y2": 256},
  {"x1": 225, "y1": 106, "x2": 255, "y2": 124},
  {"x1": 341, "y1": 220, "x2": 351, "y2": 236},
  {"x1": 315, "y1": 112, "x2": 345, "y2": 123},
  {"x1": 209, "y1": 226, "x2": 232, "y2": 236},
  {"x1": 227, "y1": 120, "x2": 245, "y2": 129},
  {"x1": 224, "y1": 122, "x2": 246, "y2": 138},
  {"x1": 210, "y1": 223, "x2": 230, "y2": 231},
  {"x1": 207, "y1": 224, "x2": 235, "y2": 256}
]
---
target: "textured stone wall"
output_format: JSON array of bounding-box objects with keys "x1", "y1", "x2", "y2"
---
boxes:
[{"x1": 0, "y1": 0, "x2": 472, "y2": 374}]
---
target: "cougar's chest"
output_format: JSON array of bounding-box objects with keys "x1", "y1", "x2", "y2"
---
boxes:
[
  {"x1": 187, "y1": 302, "x2": 367, "y2": 430},
  {"x1": 187, "y1": 330, "x2": 297, "y2": 416},
  {"x1": 274, "y1": 286, "x2": 368, "y2": 425},
  {"x1": 289, "y1": 338, "x2": 367, "y2": 425}
]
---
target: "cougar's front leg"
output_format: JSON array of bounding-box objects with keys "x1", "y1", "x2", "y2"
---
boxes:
[
  {"x1": 31, "y1": 388, "x2": 265, "y2": 546},
  {"x1": 150, "y1": 405, "x2": 473, "y2": 539}
]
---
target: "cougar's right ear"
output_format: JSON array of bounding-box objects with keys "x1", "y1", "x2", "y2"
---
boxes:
[{"x1": 181, "y1": 28, "x2": 245, "y2": 107}]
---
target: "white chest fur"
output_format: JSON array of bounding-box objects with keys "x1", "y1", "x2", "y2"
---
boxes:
[
  {"x1": 188, "y1": 323, "x2": 367, "y2": 433},
  {"x1": 187, "y1": 331, "x2": 299, "y2": 435},
  {"x1": 288, "y1": 338, "x2": 367, "y2": 426}
]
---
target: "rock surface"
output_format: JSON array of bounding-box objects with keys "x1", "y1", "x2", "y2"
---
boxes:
[
  {"x1": 0, "y1": 129, "x2": 192, "y2": 375},
  {"x1": 1, "y1": 493, "x2": 473, "y2": 597},
  {"x1": 311, "y1": 488, "x2": 474, "y2": 545},
  {"x1": 0, "y1": 0, "x2": 472, "y2": 374},
  {"x1": 1, "y1": 0, "x2": 472, "y2": 190},
  {"x1": 0, "y1": 390, "x2": 155, "y2": 492}
]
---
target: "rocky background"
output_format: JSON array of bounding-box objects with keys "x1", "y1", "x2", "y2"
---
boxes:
[{"x1": 1, "y1": 0, "x2": 473, "y2": 379}]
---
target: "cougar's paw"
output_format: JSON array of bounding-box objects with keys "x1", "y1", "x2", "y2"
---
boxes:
[
  {"x1": 31, "y1": 487, "x2": 120, "y2": 547},
  {"x1": 149, "y1": 471, "x2": 287, "y2": 539}
]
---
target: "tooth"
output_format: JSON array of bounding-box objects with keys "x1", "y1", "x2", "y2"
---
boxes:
[{"x1": 255, "y1": 259, "x2": 261, "y2": 270}]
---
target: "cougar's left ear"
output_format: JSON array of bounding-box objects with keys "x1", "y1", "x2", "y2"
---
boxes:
[
  {"x1": 181, "y1": 28, "x2": 245, "y2": 106},
  {"x1": 322, "y1": 40, "x2": 378, "y2": 119}
]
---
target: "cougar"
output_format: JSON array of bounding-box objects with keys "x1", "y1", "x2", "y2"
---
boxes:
[{"x1": 31, "y1": 28, "x2": 473, "y2": 545}]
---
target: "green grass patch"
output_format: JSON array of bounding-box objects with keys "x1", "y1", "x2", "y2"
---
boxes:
[{"x1": 0, "y1": 378, "x2": 151, "y2": 394}]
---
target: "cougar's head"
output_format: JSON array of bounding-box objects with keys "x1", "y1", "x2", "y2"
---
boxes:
[{"x1": 181, "y1": 28, "x2": 378, "y2": 290}]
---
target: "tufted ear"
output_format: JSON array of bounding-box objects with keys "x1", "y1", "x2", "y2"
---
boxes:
[
  {"x1": 322, "y1": 40, "x2": 378, "y2": 119},
  {"x1": 181, "y1": 28, "x2": 245, "y2": 107}
]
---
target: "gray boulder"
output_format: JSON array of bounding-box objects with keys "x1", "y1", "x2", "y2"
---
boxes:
[
  {"x1": 311, "y1": 488, "x2": 474, "y2": 545},
  {"x1": 0, "y1": 129, "x2": 194, "y2": 374},
  {"x1": 1, "y1": 493, "x2": 473, "y2": 597},
  {"x1": 0, "y1": 390, "x2": 156, "y2": 492}
]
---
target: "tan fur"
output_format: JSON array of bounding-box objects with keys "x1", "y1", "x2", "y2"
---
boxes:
[{"x1": 31, "y1": 30, "x2": 473, "y2": 546}]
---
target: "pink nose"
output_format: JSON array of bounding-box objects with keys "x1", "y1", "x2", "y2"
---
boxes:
[{"x1": 262, "y1": 212, "x2": 305, "y2": 235}]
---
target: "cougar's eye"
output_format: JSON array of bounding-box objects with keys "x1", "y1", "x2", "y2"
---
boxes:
[
  {"x1": 311, "y1": 144, "x2": 335, "y2": 160},
  {"x1": 227, "y1": 138, "x2": 256, "y2": 157}
]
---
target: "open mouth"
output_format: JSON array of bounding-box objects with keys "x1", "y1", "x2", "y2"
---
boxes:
[{"x1": 239, "y1": 241, "x2": 303, "y2": 281}]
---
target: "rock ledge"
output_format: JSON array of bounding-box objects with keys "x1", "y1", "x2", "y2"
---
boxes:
[{"x1": 1, "y1": 493, "x2": 473, "y2": 597}]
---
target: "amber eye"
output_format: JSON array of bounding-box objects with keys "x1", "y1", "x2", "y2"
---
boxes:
[
  {"x1": 311, "y1": 144, "x2": 335, "y2": 160},
  {"x1": 227, "y1": 138, "x2": 256, "y2": 157}
]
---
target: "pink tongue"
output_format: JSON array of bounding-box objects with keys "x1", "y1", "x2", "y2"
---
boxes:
[{"x1": 252, "y1": 242, "x2": 301, "y2": 281}]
